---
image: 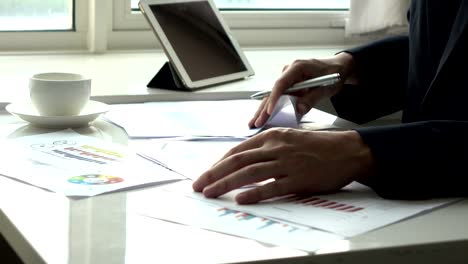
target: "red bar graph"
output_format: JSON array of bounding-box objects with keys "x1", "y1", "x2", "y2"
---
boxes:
[
  {"x1": 264, "y1": 194, "x2": 365, "y2": 213},
  {"x1": 302, "y1": 198, "x2": 364, "y2": 213},
  {"x1": 274, "y1": 195, "x2": 365, "y2": 213}
]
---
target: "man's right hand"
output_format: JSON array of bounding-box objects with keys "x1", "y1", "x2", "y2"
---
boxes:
[{"x1": 248, "y1": 52, "x2": 355, "y2": 128}]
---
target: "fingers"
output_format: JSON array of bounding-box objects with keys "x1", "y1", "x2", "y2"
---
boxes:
[
  {"x1": 248, "y1": 63, "x2": 289, "y2": 128},
  {"x1": 266, "y1": 60, "x2": 316, "y2": 115},
  {"x1": 295, "y1": 88, "x2": 325, "y2": 115},
  {"x1": 202, "y1": 160, "x2": 280, "y2": 198},
  {"x1": 213, "y1": 133, "x2": 265, "y2": 166},
  {"x1": 251, "y1": 60, "x2": 322, "y2": 127},
  {"x1": 266, "y1": 76, "x2": 295, "y2": 116},
  {"x1": 235, "y1": 177, "x2": 297, "y2": 204},
  {"x1": 192, "y1": 144, "x2": 272, "y2": 192},
  {"x1": 254, "y1": 110, "x2": 271, "y2": 128},
  {"x1": 248, "y1": 98, "x2": 269, "y2": 128}
]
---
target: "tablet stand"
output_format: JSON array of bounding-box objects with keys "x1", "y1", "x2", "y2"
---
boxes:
[{"x1": 147, "y1": 61, "x2": 187, "y2": 90}]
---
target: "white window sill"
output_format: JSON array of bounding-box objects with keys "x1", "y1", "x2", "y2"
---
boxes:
[{"x1": 0, "y1": 47, "x2": 347, "y2": 107}]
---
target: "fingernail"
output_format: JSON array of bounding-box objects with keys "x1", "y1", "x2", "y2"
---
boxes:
[
  {"x1": 266, "y1": 106, "x2": 272, "y2": 115},
  {"x1": 203, "y1": 185, "x2": 217, "y2": 198},
  {"x1": 236, "y1": 192, "x2": 250, "y2": 204},
  {"x1": 254, "y1": 120, "x2": 262, "y2": 128},
  {"x1": 192, "y1": 181, "x2": 202, "y2": 192},
  {"x1": 256, "y1": 118, "x2": 268, "y2": 128}
]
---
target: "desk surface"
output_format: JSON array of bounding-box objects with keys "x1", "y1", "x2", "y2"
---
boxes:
[
  {"x1": 1, "y1": 48, "x2": 468, "y2": 264},
  {"x1": 1, "y1": 113, "x2": 468, "y2": 264}
]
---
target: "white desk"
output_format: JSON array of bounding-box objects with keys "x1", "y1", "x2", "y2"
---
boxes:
[{"x1": 1, "y1": 48, "x2": 468, "y2": 264}]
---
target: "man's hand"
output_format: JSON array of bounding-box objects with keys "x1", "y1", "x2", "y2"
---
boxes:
[
  {"x1": 192, "y1": 128, "x2": 374, "y2": 204},
  {"x1": 249, "y1": 52, "x2": 355, "y2": 128}
]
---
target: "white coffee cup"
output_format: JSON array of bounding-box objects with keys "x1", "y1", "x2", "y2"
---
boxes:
[{"x1": 29, "y1": 72, "x2": 91, "y2": 116}]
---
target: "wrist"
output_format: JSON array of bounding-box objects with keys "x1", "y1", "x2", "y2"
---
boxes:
[
  {"x1": 340, "y1": 130, "x2": 375, "y2": 182},
  {"x1": 334, "y1": 52, "x2": 356, "y2": 83}
]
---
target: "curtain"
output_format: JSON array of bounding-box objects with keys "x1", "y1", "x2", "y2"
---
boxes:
[{"x1": 346, "y1": 0, "x2": 410, "y2": 36}]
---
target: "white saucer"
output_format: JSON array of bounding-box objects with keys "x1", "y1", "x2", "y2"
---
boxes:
[{"x1": 6, "y1": 100, "x2": 110, "y2": 128}]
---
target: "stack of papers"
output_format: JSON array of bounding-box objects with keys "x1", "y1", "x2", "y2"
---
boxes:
[
  {"x1": 104, "y1": 96, "x2": 301, "y2": 138},
  {"x1": 2, "y1": 98, "x2": 460, "y2": 252},
  {"x1": 130, "y1": 139, "x2": 242, "y2": 179},
  {"x1": 129, "y1": 184, "x2": 342, "y2": 252},
  {"x1": 0, "y1": 130, "x2": 184, "y2": 197},
  {"x1": 133, "y1": 180, "x2": 460, "y2": 239},
  {"x1": 127, "y1": 135, "x2": 461, "y2": 250}
]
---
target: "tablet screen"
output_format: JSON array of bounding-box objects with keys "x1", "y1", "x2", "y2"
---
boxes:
[{"x1": 149, "y1": 1, "x2": 248, "y2": 82}]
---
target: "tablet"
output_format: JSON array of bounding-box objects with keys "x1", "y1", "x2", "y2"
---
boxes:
[{"x1": 139, "y1": 0, "x2": 255, "y2": 90}]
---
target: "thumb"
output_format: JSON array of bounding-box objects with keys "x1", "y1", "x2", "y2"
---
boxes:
[{"x1": 295, "y1": 88, "x2": 326, "y2": 114}]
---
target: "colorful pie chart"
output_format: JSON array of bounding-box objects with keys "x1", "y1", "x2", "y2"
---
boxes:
[{"x1": 68, "y1": 174, "x2": 124, "y2": 185}]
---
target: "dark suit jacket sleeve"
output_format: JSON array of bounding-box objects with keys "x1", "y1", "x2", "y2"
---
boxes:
[
  {"x1": 355, "y1": 121, "x2": 468, "y2": 199},
  {"x1": 330, "y1": 36, "x2": 468, "y2": 199},
  {"x1": 330, "y1": 36, "x2": 409, "y2": 124}
]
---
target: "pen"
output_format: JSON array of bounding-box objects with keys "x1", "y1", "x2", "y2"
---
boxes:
[
  {"x1": 136, "y1": 152, "x2": 189, "y2": 180},
  {"x1": 250, "y1": 73, "x2": 341, "y2": 100}
]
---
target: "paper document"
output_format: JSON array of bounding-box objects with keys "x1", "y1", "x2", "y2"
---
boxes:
[
  {"x1": 104, "y1": 96, "x2": 300, "y2": 138},
  {"x1": 130, "y1": 138, "x2": 243, "y2": 179},
  {"x1": 0, "y1": 130, "x2": 184, "y2": 197},
  {"x1": 130, "y1": 181, "x2": 343, "y2": 252},
  {"x1": 161, "y1": 181, "x2": 460, "y2": 237}
]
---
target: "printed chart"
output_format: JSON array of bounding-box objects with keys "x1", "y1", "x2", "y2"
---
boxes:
[
  {"x1": 217, "y1": 207, "x2": 300, "y2": 233},
  {"x1": 30, "y1": 139, "x2": 126, "y2": 168},
  {"x1": 68, "y1": 174, "x2": 124, "y2": 185},
  {"x1": 131, "y1": 185, "x2": 341, "y2": 252},
  {"x1": 164, "y1": 181, "x2": 458, "y2": 237},
  {"x1": 276, "y1": 195, "x2": 365, "y2": 213},
  {"x1": 0, "y1": 130, "x2": 185, "y2": 196}
]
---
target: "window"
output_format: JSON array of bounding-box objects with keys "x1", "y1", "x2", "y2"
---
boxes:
[
  {"x1": 0, "y1": 0, "x2": 74, "y2": 31},
  {"x1": 0, "y1": 0, "x2": 87, "y2": 51},
  {"x1": 214, "y1": 0, "x2": 349, "y2": 10},
  {"x1": 0, "y1": 0, "x2": 351, "y2": 52},
  {"x1": 130, "y1": 0, "x2": 349, "y2": 11},
  {"x1": 113, "y1": 0, "x2": 350, "y2": 50}
]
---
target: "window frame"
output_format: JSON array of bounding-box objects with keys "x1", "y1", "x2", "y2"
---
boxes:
[
  {"x1": 0, "y1": 0, "x2": 88, "y2": 52},
  {"x1": 0, "y1": 0, "x2": 351, "y2": 52},
  {"x1": 110, "y1": 0, "x2": 349, "y2": 49}
]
